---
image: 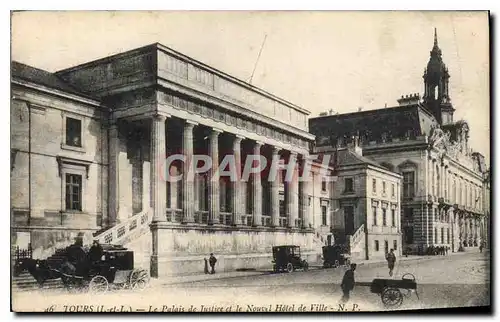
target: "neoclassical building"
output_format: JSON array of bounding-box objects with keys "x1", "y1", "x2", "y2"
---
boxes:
[
  {"x1": 11, "y1": 43, "x2": 338, "y2": 277},
  {"x1": 309, "y1": 30, "x2": 489, "y2": 253},
  {"x1": 314, "y1": 138, "x2": 402, "y2": 260}
]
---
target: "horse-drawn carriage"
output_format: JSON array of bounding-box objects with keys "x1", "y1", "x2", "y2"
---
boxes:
[
  {"x1": 370, "y1": 273, "x2": 419, "y2": 308},
  {"x1": 14, "y1": 243, "x2": 149, "y2": 294}
]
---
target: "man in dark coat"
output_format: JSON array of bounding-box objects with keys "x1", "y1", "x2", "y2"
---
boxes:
[
  {"x1": 386, "y1": 249, "x2": 396, "y2": 277},
  {"x1": 88, "y1": 240, "x2": 104, "y2": 264},
  {"x1": 209, "y1": 253, "x2": 217, "y2": 274},
  {"x1": 340, "y1": 263, "x2": 357, "y2": 303}
]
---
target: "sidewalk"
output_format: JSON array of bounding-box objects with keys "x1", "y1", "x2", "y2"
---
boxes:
[{"x1": 151, "y1": 251, "x2": 476, "y2": 287}]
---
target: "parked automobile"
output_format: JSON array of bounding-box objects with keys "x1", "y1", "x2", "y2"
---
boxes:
[{"x1": 272, "y1": 245, "x2": 309, "y2": 273}]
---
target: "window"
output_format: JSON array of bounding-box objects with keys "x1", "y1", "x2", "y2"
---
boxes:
[
  {"x1": 403, "y1": 208, "x2": 413, "y2": 222},
  {"x1": 434, "y1": 227, "x2": 438, "y2": 244},
  {"x1": 321, "y1": 206, "x2": 327, "y2": 226},
  {"x1": 453, "y1": 178, "x2": 456, "y2": 202},
  {"x1": 382, "y1": 181, "x2": 386, "y2": 194},
  {"x1": 372, "y1": 206, "x2": 377, "y2": 226},
  {"x1": 65, "y1": 174, "x2": 82, "y2": 211},
  {"x1": 391, "y1": 184, "x2": 395, "y2": 197},
  {"x1": 447, "y1": 228, "x2": 450, "y2": 244},
  {"x1": 384, "y1": 240, "x2": 389, "y2": 253},
  {"x1": 321, "y1": 178, "x2": 327, "y2": 191},
  {"x1": 441, "y1": 227, "x2": 444, "y2": 244},
  {"x1": 393, "y1": 240, "x2": 398, "y2": 251},
  {"x1": 391, "y1": 209, "x2": 396, "y2": 227},
  {"x1": 344, "y1": 178, "x2": 354, "y2": 193},
  {"x1": 403, "y1": 171, "x2": 415, "y2": 198},
  {"x1": 382, "y1": 209, "x2": 387, "y2": 226},
  {"x1": 404, "y1": 226, "x2": 414, "y2": 244},
  {"x1": 374, "y1": 240, "x2": 379, "y2": 251},
  {"x1": 372, "y1": 179, "x2": 377, "y2": 193},
  {"x1": 66, "y1": 117, "x2": 82, "y2": 147}
]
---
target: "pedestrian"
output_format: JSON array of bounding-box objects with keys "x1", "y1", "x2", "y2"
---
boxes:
[
  {"x1": 386, "y1": 249, "x2": 396, "y2": 277},
  {"x1": 204, "y1": 258, "x2": 209, "y2": 274},
  {"x1": 88, "y1": 240, "x2": 103, "y2": 264},
  {"x1": 479, "y1": 243, "x2": 483, "y2": 253},
  {"x1": 209, "y1": 253, "x2": 217, "y2": 274},
  {"x1": 340, "y1": 263, "x2": 357, "y2": 303}
]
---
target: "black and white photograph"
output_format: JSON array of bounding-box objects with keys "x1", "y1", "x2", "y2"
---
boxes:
[{"x1": 9, "y1": 10, "x2": 490, "y2": 312}]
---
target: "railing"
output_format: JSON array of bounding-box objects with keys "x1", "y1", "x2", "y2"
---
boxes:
[
  {"x1": 279, "y1": 217, "x2": 288, "y2": 228},
  {"x1": 12, "y1": 244, "x2": 32, "y2": 261},
  {"x1": 166, "y1": 208, "x2": 183, "y2": 222},
  {"x1": 194, "y1": 211, "x2": 209, "y2": 224},
  {"x1": 95, "y1": 208, "x2": 152, "y2": 246},
  {"x1": 348, "y1": 224, "x2": 365, "y2": 252},
  {"x1": 261, "y1": 215, "x2": 271, "y2": 227},
  {"x1": 219, "y1": 212, "x2": 232, "y2": 226}
]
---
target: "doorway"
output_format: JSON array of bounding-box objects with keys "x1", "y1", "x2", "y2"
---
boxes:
[{"x1": 344, "y1": 206, "x2": 355, "y2": 235}]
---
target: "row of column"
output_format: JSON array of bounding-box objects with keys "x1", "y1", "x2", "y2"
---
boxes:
[{"x1": 148, "y1": 115, "x2": 310, "y2": 228}]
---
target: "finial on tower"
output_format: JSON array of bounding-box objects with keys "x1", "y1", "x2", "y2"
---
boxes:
[{"x1": 434, "y1": 28, "x2": 438, "y2": 46}]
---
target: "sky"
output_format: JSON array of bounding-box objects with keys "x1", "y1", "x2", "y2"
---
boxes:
[{"x1": 11, "y1": 11, "x2": 490, "y2": 162}]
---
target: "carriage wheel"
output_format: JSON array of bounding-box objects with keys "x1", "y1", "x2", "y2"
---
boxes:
[
  {"x1": 130, "y1": 269, "x2": 150, "y2": 291},
  {"x1": 89, "y1": 275, "x2": 108, "y2": 294},
  {"x1": 286, "y1": 263, "x2": 294, "y2": 273},
  {"x1": 381, "y1": 287, "x2": 404, "y2": 308}
]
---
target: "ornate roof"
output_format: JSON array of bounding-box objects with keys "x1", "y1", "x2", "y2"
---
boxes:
[{"x1": 309, "y1": 104, "x2": 437, "y2": 147}]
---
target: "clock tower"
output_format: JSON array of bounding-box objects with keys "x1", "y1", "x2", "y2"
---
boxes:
[{"x1": 422, "y1": 28, "x2": 455, "y2": 125}]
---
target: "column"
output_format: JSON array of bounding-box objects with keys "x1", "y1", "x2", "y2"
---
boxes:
[
  {"x1": 270, "y1": 147, "x2": 281, "y2": 227},
  {"x1": 208, "y1": 128, "x2": 222, "y2": 225},
  {"x1": 182, "y1": 120, "x2": 197, "y2": 223},
  {"x1": 285, "y1": 152, "x2": 298, "y2": 228},
  {"x1": 231, "y1": 135, "x2": 244, "y2": 225},
  {"x1": 108, "y1": 122, "x2": 120, "y2": 226},
  {"x1": 299, "y1": 157, "x2": 311, "y2": 229},
  {"x1": 150, "y1": 114, "x2": 167, "y2": 222},
  {"x1": 252, "y1": 141, "x2": 263, "y2": 227}
]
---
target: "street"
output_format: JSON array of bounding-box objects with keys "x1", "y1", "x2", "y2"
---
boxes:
[{"x1": 12, "y1": 252, "x2": 490, "y2": 312}]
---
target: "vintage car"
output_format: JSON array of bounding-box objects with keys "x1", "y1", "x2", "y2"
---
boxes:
[
  {"x1": 272, "y1": 245, "x2": 309, "y2": 273},
  {"x1": 322, "y1": 245, "x2": 350, "y2": 268}
]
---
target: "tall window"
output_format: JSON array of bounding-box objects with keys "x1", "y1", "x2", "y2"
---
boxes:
[
  {"x1": 447, "y1": 228, "x2": 450, "y2": 244},
  {"x1": 382, "y1": 209, "x2": 387, "y2": 226},
  {"x1": 391, "y1": 209, "x2": 396, "y2": 227},
  {"x1": 453, "y1": 178, "x2": 456, "y2": 203},
  {"x1": 321, "y1": 178, "x2": 327, "y2": 191},
  {"x1": 434, "y1": 227, "x2": 438, "y2": 244},
  {"x1": 66, "y1": 117, "x2": 82, "y2": 147},
  {"x1": 321, "y1": 206, "x2": 327, "y2": 226},
  {"x1": 374, "y1": 240, "x2": 379, "y2": 251},
  {"x1": 402, "y1": 171, "x2": 415, "y2": 198},
  {"x1": 372, "y1": 206, "x2": 377, "y2": 226},
  {"x1": 344, "y1": 178, "x2": 354, "y2": 193},
  {"x1": 391, "y1": 184, "x2": 395, "y2": 197},
  {"x1": 65, "y1": 174, "x2": 82, "y2": 211},
  {"x1": 384, "y1": 240, "x2": 389, "y2": 253},
  {"x1": 393, "y1": 240, "x2": 398, "y2": 251},
  {"x1": 372, "y1": 179, "x2": 377, "y2": 193},
  {"x1": 382, "y1": 181, "x2": 386, "y2": 195},
  {"x1": 441, "y1": 227, "x2": 445, "y2": 244}
]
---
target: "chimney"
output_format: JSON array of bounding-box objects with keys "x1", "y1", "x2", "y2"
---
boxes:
[
  {"x1": 346, "y1": 133, "x2": 363, "y2": 156},
  {"x1": 397, "y1": 93, "x2": 421, "y2": 106}
]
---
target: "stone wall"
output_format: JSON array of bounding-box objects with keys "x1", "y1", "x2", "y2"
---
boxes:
[{"x1": 149, "y1": 224, "x2": 316, "y2": 276}]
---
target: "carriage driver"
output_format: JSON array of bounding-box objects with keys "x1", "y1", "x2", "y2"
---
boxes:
[{"x1": 89, "y1": 240, "x2": 104, "y2": 264}]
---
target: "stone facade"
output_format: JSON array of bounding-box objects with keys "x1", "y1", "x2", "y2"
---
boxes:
[
  {"x1": 309, "y1": 31, "x2": 489, "y2": 253},
  {"x1": 11, "y1": 43, "x2": 322, "y2": 277}
]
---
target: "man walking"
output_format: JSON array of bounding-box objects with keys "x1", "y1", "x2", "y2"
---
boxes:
[
  {"x1": 340, "y1": 263, "x2": 357, "y2": 303},
  {"x1": 386, "y1": 249, "x2": 396, "y2": 277},
  {"x1": 209, "y1": 253, "x2": 217, "y2": 274}
]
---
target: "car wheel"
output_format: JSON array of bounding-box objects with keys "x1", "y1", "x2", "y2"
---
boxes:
[
  {"x1": 286, "y1": 263, "x2": 294, "y2": 273},
  {"x1": 303, "y1": 261, "x2": 309, "y2": 271}
]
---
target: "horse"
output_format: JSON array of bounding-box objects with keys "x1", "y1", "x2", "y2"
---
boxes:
[{"x1": 13, "y1": 258, "x2": 64, "y2": 288}]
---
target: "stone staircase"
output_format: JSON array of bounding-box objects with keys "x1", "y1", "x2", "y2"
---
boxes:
[{"x1": 347, "y1": 224, "x2": 366, "y2": 261}]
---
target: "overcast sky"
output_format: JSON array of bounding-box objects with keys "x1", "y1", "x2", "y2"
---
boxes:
[{"x1": 11, "y1": 11, "x2": 490, "y2": 162}]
